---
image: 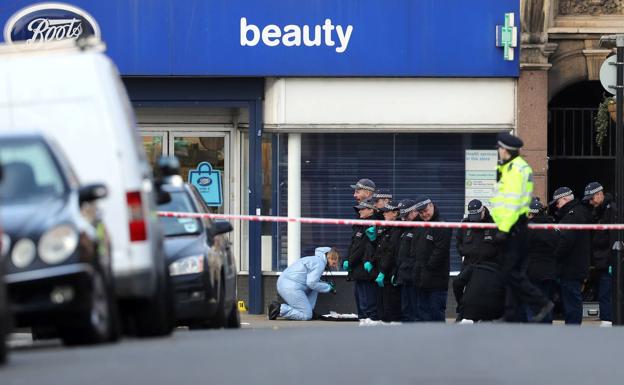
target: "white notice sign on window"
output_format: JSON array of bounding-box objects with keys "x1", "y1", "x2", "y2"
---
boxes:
[{"x1": 465, "y1": 150, "x2": 498, "y2": 215}]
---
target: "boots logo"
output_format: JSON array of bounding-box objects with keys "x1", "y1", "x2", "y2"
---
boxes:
[{"x1": 3, "y1": 3, "x2": 100, "y2": 45}]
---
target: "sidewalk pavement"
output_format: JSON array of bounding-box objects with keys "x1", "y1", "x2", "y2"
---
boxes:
[{"x1": 240, "y1": 313, "x2": 604, "y2": 329}]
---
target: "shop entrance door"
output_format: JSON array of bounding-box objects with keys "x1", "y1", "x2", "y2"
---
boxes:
[{"x1": 140, "y1": 130, "x2": 230, "y2": 215}]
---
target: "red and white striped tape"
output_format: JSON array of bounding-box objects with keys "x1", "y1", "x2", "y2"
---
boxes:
[{"x1": 157, "y1": 211, "x2": 624, "y2": 231}]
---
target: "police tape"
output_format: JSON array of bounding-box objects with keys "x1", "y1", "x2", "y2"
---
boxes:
[{"x1": 157, "y1": 211, "x2": 624, "y2": 231}]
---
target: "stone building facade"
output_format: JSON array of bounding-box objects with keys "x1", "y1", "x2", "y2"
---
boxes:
[{"x1": 521, "y1": 0, "x2": 624, "y2": 200}]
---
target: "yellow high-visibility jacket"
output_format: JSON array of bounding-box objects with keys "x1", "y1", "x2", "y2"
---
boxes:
[{"x1": 490, "y1": 156, "x2": 533, "y2": 233}]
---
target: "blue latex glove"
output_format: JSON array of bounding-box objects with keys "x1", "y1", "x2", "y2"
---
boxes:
[
  {"x1": 391, "y1": 275, "x2": 398, "y2": 286},
  {"x1": 343, "y1": 260, "x2": 349, "y2": 271},
  {"x1": 365, "y1": 226, "x2": 377, "y2": 241},
  {"x1": 328, "y1": 282, "x2": 336, "y2": 294},
  {"x1": 609, "y1": 266, "x2": 613, "y2": 275},
  {"x1": 364, "y1": 261, "x2": 373, "y2": 273},
  {"x1": 375, "y1": 272, "x2": 385, "y2": 287}
]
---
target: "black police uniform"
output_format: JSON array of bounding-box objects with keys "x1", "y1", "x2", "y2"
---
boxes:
[
  {"x1": 412, "y1": 204, "x2": 451, "y2": 322},
  {"x1": 347, "y1": 223, "x2": 377, "y2": 320},
  {"x1": 553, "y1": 198, "x2": 591, "y2": 324},
  {"x1": 453, "y1": 261, "x2": 505, "y2": 321},
  {"x1": 373, "y1": 224, "x2": 402, "y2": 322},
  {"x1": 347, "y1": 224, "x2": 375, "y2": 281},
  {"x1": 588, "y1": 192, "x2": 617, "y2": 322},
  {"x1": 590, "y1": 193, "x2": 617, "y2": 270},
  {"x1": 526, "y1": 212, "x2": 559, "y2": 322},
  {"x1": 396, "y1": 224, "x2": 418, "y2": 322},
  {"x1": 347, "y1": 198, "x2": 378, "y2": 320},
  {"x1": 456, "y1": 208, "x2": 499, "y2": 268}
]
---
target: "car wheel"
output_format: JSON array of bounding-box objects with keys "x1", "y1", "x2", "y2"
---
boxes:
[
  {"x1": 0, "y1": 313, "x2": 7, "y2": 365},
  {"x1": 208, "y1": 274, "x2": 227, "y2": 329},
  {"x1": 133, "y1": 270, "x2": 174, "y2": 337},
  {"x1": 60, "y1": 269, "x2": 116, "y2": 345},
  {"x1": 225, "y1": 301, "x2": 240, "y2": 329}
]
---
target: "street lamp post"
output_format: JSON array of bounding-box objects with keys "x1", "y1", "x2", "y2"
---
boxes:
[
  {"x1": 599, "y1": 34, "x2": 624, "y2": 325},
  {"x1": 615, "y1": 35, "x2": 624, "y2": 326}
]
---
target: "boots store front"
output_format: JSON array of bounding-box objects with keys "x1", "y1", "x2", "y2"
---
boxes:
[{"x1": 1, "y1": 0, "x2": 519, "y2": 313}]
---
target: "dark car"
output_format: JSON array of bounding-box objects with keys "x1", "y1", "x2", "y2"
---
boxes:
[
  {"x1": 0, "y1": 270, "x2": 6, "y2": 365},
  {"x1": 0, "y1": 204, "x2": 8, "y2": 364},
  {"x1": 157, "y1": 169, "x2": 239, "y2": 329},
  {"x1": 0, "y1": 133, "x2": 119, "y2": 345}
]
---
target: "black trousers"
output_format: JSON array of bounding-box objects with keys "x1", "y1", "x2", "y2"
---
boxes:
[
  {"x1": 380, "y1": 284, "x2": 402, "y2": 322},
  {"x1": 500, "y1": 216, "x2": 549, "y2": 322}
]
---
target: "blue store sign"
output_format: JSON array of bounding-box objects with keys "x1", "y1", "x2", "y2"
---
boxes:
[
  {"x1": 0, "y1": 0, "x2": 519, "y2": 77},
  {"x1": 3, "y1": 3, "x2": 99, "y2": 45},
  {"x1": 188, "y1": 162, "x2": 223, "y2": 207}
]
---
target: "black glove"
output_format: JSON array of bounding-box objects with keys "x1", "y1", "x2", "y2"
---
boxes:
[{"x1": 495, "y1": 231, "x2": 508, "y2": 243}]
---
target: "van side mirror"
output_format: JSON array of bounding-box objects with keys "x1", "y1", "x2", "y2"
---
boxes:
[
  {"x1": 79, "y1": 183, "x2": 108, "y2": 204},
  {"x1": 210, "y1": 221, "x2": 233, "y2": 237}
]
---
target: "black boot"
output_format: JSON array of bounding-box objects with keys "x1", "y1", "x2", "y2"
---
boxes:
[{"x1": 268, "y1": 301, "x2": 281, "y2": 320}]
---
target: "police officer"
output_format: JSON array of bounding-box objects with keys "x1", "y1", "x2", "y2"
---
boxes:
[
  {"x1": 395, "y1": 199, "x2": 420, "y2": 322},
  {"x1": 582, "y1": 182, "x2": 616, "y2": 326},
  {"x1": 453, "y1": 250, "x2": 505, "y2": 322},
  {"x1": 351, "y1": 178, "x2": 376, "y2": 203},
  {"x1": 491, "y1": 132, "x2": 553, "y2": 323},
  {"x1": 350, "y1": 179, "x2": 379, "y2": 243},
  {"x1": 526, "y1": 197, "x2": 560, "y2": 323},
  {"x1": 344, "y1": 197, "x2": 378, "y2": 322},
  {"x1": 550, "y1": 186, "x2": 592, "y2": 325},
  {"x1": 412, "y1": 196, "x2": 451, "y2": 322},
  {"x1": 373, "y1": 188, "x2": 393, "y2": 210},
  {"x1": 372, "y1": 200, "x2": 403, "y2": 322},
  {"x1": 456, "y1": 199, "x2": 499, "y2": 269}
]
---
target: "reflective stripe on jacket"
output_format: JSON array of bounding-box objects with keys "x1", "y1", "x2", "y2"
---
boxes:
[{"x1": 490, "y1": 156, "x2": 533, "y2": 233}]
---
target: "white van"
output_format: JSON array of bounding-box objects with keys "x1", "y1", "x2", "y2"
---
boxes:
[{"x1": 0, "y1": 40, "x2": 174, "y2": 336}]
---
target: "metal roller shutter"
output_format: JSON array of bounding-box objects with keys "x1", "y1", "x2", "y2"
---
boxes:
[{"x1": 278, "y1": 132, "x2": 497, "y2": 271}]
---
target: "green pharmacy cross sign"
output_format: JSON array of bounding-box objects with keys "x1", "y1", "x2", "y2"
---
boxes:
[{"x1": 496, "y1": 12, "x2": 518, "y2": 61}]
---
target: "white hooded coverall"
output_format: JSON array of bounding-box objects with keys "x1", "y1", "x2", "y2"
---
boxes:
[{"x1": 277, "y1": 247, "x2": 333, "y2": 320}]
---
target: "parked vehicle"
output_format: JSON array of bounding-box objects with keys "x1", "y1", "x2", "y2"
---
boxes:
[
  {"x1": 0, "y1": 133, "x2": 118, "y2": 345},
  {"x1": 0, "y1": 162, "x2": 9, "y2": 362},
  {"x1": 0, "y1": 39, "x2": 174, "y2": 337},
  {"x1": 0, "y1": 259, "x2": 7, "y2": 364},
  {"x1": 157, "y1": 158, "x2": 239, "y2": 329}
]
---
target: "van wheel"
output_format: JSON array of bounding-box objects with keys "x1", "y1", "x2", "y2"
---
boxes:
[
  {"x1": 226, "y1": 302, "x2": 240, "y2": 329},
  {"x1": 134, "y1": 272, "x2": 174, "y2": 337},
  {"x1": 60, "y1": 270, "x2": 116, "y2": 345}
]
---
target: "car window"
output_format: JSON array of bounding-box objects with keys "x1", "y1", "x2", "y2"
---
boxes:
[
  {"x1": 46, "y1": 139, "x2": 80, "y2": 189},
  {"x1": 158, "y1": 191, "x2": 203, "y2": 236},
  {"x1": 188, "y1": 184, "x2": 215, "y2": 225},
  {"x1": 0, "y1": 139, "x2": 67, "y2": 203}
]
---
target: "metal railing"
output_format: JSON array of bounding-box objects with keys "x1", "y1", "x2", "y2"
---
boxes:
[{"x1": 548, "y1": 107, "x2": 616, "y2": 159}]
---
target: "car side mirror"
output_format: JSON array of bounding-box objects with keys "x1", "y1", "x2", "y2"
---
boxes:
[
  {"x1": 156, "y1": 156, "x2": 180, "y2": 179},
  {"x1": 210, "y1": 221, "x2": 233, "y2": 237},
  {"x1": 79, "y1": 183, "x2": 108, "y2": 204},
  {"x1": 157, "y1": 189, "x2": 172, "y2": 205}
]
